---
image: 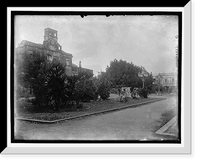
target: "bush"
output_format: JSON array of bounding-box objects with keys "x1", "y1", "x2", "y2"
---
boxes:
[
  {"x1": 138, "y1": 88, "x2": 148, "y2": 98},
  {"x1": 97, "y1": 82, "x2": 110, "y2": 100},
  {"x1": 81, "y1": 79, "x2": 97, "y2": 102}
]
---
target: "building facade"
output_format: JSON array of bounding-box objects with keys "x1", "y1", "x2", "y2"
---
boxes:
[
  {"x1": 153, "y1": 72, "x2": 178, "y2": 93},
  {"x1": 16, "y1": 28, "x2": 93, "y2": 76}
]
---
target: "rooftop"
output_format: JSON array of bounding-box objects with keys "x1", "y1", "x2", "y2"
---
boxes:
[
  {"x1": 44, "y1": 27, "x2": 58, "y2": 32},
  {"x1": 18, "y1": 40, "x2": 44, "y2": 49},
  {"x1": 17, "y1": 40, "x2": 73, "y2": 58},
  {"x1": 152, "y1": 72, "x2": 178, "y2": 77}
]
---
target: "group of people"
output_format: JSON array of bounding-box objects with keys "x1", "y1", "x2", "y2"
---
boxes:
[
  {"x1": 118, "y1": 87, "x2": 139, "y2": 102},
  {"x1": 131, "y1": 88, "x2": 139, "y2": 99},
  {"x1": 119, "y1": 88, "x2": 128, "y2": 102}
]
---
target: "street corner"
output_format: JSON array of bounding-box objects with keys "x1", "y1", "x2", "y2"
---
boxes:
[{"x1": 155, "y1": 116, "x2": 179, "y2": 138}]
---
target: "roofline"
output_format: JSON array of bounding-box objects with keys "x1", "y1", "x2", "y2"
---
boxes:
[
  {"x1": 60, "y1": 50, "x2": 73, "y2": 57},
  {"x1": 18, "y1": 40, "x2": 43, "y2": 48},
  {"x1": 17, "y1": 40, "x2": 73, "y2": 57},
  {"x1": 44, "y1": 27, "x2": 58, "y2": 32},
  {"x1": 152, "y1": 72, "x2": 178, "y2": 77}
]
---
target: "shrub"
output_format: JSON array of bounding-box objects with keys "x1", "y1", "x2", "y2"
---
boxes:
[
  {"x1": 81, "y1": 79, "x2": 97, "y2": 102},
  {"x1": 97, "y1": 82, "x2": 110, "y2": 100},
  {"x1": 138, "y1": 88, "x2": 148, "y2": 98}
]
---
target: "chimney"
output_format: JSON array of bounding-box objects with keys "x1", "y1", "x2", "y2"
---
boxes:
[{"x1": 79, "y1": 61, "x2": 81, "y2": 68}]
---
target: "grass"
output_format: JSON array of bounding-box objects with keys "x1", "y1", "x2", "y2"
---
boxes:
[
  {"x1": 16, "y1": 96, "x2": 164, "y2": 121},
  {"x1": 152, "y1": 109, "x2": 178, "y2": 133}
]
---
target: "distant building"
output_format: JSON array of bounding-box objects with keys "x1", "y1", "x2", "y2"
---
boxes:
[
  {"x1": 153, "y1": 72, "x2": 178, "y2": 93},
  {"x1": 16, "y1": 28, "x2": 93, "y2": 76}
]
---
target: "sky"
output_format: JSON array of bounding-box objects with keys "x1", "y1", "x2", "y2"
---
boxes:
[{"x1": 15, "y1": 15, "x2": 178, "y2": 76}]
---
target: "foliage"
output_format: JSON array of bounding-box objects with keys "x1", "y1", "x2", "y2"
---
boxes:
[
  {"x1": 137, "y1": 88, "x2": 148, "y2": 98},
  {"x1": 81, "y1": 79, "x2": 98, "y2": 102},
  {"x1": 92, "y1": 72, "x2": 111, "y2": 100},
  {"x1": 97, "y1": 79, "x2": 111, "y2": 100},
  {"x1": 66, "y1": 75, "x2": 97, "y2": 107},
  {"x1": 73, "y1": 81, "x2": 85, "y2": 107},
  {"x1": 16, "y1": 51, "x2": 154, "y2": 112},
  {"x1": 105, "y1": 59, "x2": 142, "y2": 88},
  {"x1": 20, "y1": 52, "x2": 49, "y2": 107},
  {"x1": 143, "y1": 73, "x2": 154, "y2": 91},
  {"x1": 46, "y1": 60, "x2": 68, "y2": 110},
  {"x1": 17, "y1": 51, "x2": 68, "y2": 110},
  {"x1": 102, "y1": 59, "x2": 154, "y2": 90},
  {"x1": 64, "y1": 75, "x2": 78, "y2": 103},
  {"x1": 77, "y1": 70, "x2": 93, "y2": 80},
  {"x1": 152, "y1": 84, "x2": 163, "y2": 93}
]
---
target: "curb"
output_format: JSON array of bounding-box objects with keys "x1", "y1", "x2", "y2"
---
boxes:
[
  {"x1": 155, "y1": 116, "x2": 177, "y2": 137},
  {"x1": 16, "y1": 98, "x2": 166, "y2": 124}
]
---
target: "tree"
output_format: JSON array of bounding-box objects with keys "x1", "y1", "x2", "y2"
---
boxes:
[
  {"x1": 96, "y1": 73, "x2": 111, "y2": 100},
  {"x1": 77, "y1": 70, "x2": 93, "y2": 80},
  {"x1": 144, "y1": 73, "x2": 154, "y2": 93},
  {"x1": 47, "y1": 60, "x2": 68, "y2": 110},
  {"x1": 17, "y1": 50, "x2": 68, "y2": 110},
  {"x1": 20, "y1": 51, "x2": 49, "y2": 107},
  {"x1": 105, "y1": 59, "x2": 142, "y2": 88}
]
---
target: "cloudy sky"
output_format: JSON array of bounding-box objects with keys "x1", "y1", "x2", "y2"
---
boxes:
[{"x1": 15, "y1": 15, "x2": 178, "y2": 75}]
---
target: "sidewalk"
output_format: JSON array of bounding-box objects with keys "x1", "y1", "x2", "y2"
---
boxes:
[
  {"x1": 153, "y1": 94, "x2": 179, "y2": 137},
  {"x1": 155, "y1": 116, "x2": 178, "y2": 137}
]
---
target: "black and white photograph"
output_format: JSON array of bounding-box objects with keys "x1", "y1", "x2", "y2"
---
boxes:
[
  {"x1": 13, "y1": 12, "x2": 181, "y2": 142},
  {"x1": 1, "y1": 0, "x2": 195, "y2": 158}
]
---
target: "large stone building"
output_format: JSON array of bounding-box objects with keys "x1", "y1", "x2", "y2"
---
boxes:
[{"x1": 16, "y1": 28, "x2": 93, "y2": 76}]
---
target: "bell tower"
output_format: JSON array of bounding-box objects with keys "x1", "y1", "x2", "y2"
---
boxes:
[
  {"x1": 44, "y1": 28, "x2": 58, "y2": 42},
  {"x1": 43, "y1": 28, "x2": 62, "y2": 51}
]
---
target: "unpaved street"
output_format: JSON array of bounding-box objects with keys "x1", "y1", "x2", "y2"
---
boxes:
[{"x1": 15, "y1": 96, "x2": 178, "y2": 140}]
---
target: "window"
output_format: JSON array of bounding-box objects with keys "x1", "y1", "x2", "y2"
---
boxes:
[
  {"x1": 172, "y1": 79, "x2": 175, "y2": 83},
  {"x1": 165, "y1": 79, "x2": 168, "y2": 83},
  {"x1": 66, "y1": 59, "x2": 70, "y2": 66}
]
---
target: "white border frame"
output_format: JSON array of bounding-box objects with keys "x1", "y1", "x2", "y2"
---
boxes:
[{"x1": 4, "y1": 3, "x2": 191, "y2": 154}]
